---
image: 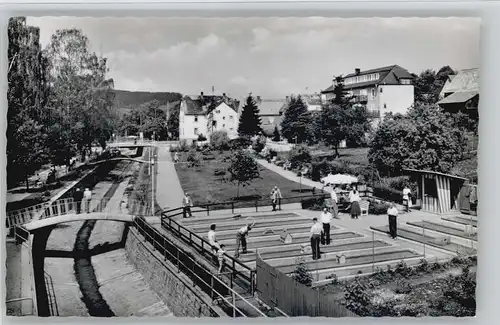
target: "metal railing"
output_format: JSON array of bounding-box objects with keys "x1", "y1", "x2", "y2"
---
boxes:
[
  {"x1": 6, "y1": 197, "x2": 140, "y2": 230},
  {"x1": 132, "y1": 217, "x2": 267, "y2": 318}
]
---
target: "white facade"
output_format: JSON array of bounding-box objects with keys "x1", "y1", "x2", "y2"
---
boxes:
[
  {"x1": 206, "y1": 102, "x2": 239, "y2": 139},
  {"x1": 179, "y1": 100, "x2": 239, "y2": 141},
  {"x1": 376, "y1": 85, "x2": 414, "y2": 119}
]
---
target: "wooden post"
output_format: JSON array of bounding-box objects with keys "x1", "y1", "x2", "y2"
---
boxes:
[
  {"x1": 372, "y1": 231, "x2": 375, "y2": 273},
  {"x1": 232, "y1": 202, "x2": 234, "y2": 214}
]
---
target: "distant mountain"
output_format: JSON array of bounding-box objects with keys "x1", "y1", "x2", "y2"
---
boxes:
[{"x1": 113, "y1": 89, "x2": 183, "y2": 112}]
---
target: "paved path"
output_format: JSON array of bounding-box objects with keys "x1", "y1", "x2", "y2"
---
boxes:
[
  {"x1": 256, "y1": 159, "x2": 333, "y2": 193},
  {"x1": 155, "y1": 143, "x2": 185, "y2": 210}
]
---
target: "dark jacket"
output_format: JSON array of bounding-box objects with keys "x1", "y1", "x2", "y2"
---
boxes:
[{"x1": 73, "y1": 190, "x2": 84, "y2": 201}]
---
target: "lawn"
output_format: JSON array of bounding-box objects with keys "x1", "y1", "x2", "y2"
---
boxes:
[{"x1": 173, "y1": 151, "x2": 325, "y2": 206}]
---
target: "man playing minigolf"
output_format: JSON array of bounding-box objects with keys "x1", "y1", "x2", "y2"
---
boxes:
[
  {"x1": 234, "y1": 224, "x2": 252, "y2": 258},
  {"x1": 309, "y1": 218, "x2": 323, "y2": 260},
  {"x1": 319, "y1": 207, "x2": 333, "y2": 245}
]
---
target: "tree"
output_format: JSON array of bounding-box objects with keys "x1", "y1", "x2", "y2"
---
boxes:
[
  {"x1": 44, "y1": 28, "x2": 116, "y2": 162},
  {"x1": 413, "y1": 66, "x2": 455, "y2": 104},
  {"x1": 331, "y1": 76, "x2": 352, "y2": 105},
  {"x1": 210, "y1": 130, "x2": 230, "y2": 151},
  {"x1": 314, "y1": 102, "x2": 370, "y2": 157},
  {"x1": 280, "y1": 95, "x2": 313, "y2": 143},
  {"x1": 7, "y1": 17, "x2": 50, "y2": 188},
  {"x1": 291, "y1": 257, "x2": 313, "y2": 286},
  {"x1": 272, "y1": 125, "x2": 281, "y2": 142},
  {"x1": 238, "y1": 94, "x2": 262, "y2": 137},
  {"x1": 166, "y1": 101, "x2": 180, "y2": 139},
  {"x1": 368, "y1": 103, "x2": 468, "y2": 176},
  {"x1": 288, "y1": 144, "x2": 312, "y2": 169},
  {"x1": 227, "y1": 150, "x2": 260, "y2": 198}
]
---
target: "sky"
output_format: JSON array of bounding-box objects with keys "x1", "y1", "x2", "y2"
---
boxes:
[{"x1": 27, "y1": 17, "x2": 480, "y2": 99}]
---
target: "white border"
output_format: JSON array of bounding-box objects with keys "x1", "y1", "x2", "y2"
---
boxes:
[{"x1": 0, "y1": 1, "x2": 495, "y2": 325}]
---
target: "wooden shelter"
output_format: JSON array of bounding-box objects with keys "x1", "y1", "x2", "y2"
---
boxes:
[{"x1": 403, "y1": 169, "x2": 468, "y2": 214}]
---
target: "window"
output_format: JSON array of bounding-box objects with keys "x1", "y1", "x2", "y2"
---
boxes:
[
  {"x1": 216, "y1": 110, "x2": 220, "y2": 114},
  {"x1": 371, "y1": 89, "x2": 375, "y2": 98},
  {"x1": 229, "y1": 116, "x2": 234, "y2": 120},
  {"x1": 194, "y1": 116, "x2": 198, "y2": 122},
  {"x1": 379, "y1": 87, "x2": 383, "y2": 93},
  {"x1": 223, "y1": 124, "x2": 225, "y2": 128},
  {"x1": 194, "y1": 128, "x2": 199, "y2": 135},
  {"x1": 384, "y1": 103, "x2": 387, "y2": 109},
  {"x1": 223, "y1": 116, "x2": 226, "y2": 120},
  {"x1": 230, "y1": 127, "x2": 233, "y2": 131}
]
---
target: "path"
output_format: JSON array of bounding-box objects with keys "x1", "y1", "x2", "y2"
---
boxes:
[
  {"x1": 256, "y1": 159, "x2": 333, "y2": 193},
  {"x1": 155, "y1": 143, "x2": 185, "y2": 210}
]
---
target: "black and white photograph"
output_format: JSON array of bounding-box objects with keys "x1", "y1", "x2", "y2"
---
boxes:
[{"x1": 5, "y1": 16, "x2": 479, "y2": 318}]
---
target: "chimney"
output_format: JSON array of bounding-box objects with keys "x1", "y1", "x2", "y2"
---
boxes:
[
  {"x1": 355, "y1": 68, "x2": 361, "y2": 75},
  {"x1": 256, "y1": 96, "x2": 261, "y2": 103}
]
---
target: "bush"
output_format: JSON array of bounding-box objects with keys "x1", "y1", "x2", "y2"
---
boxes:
[
  {"x1": 197, "y1": 134, "x2": 207, "y2": 142},
  {"x1": 252, "y1": 135, "x2": 267, "y2": 153},
  {"x1": 229, "y1": 137, "x2": 252, "y2": 150},
  {"x1": 344, "y1": 277, "x2": 372, "y2": 316},
  {"x1": 179, "y1": 139, "x2": 190, "y2": 152},
  {"x1": 372, "y1": 184, "x2": 403, "y2": 203},
  {"x1": 186, "y1": 149, "x2": 202, "y2": 167},
  {"x1": 288, "y1": 144, "x2": 312, "y2": 170},
  {"x1": 214, "y1": 168, "x2": 226, "y2": 176},
  {"x1": 291, "y1": 257, "x2": 313, "y2": 286},
  {"x1": 301, "y1": 196, "x2": 326, "y2": 210},
  {"x1": 210, "y1": 131, "x2": 230, "y2": 151},
  {"x1": 368, "y1": 200, "x2": 390, "y2": 215}
]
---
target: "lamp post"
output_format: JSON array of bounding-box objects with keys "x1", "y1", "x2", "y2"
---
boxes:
[{"x1": 151, "y1": 157, "x2": 155, "y2": 216}]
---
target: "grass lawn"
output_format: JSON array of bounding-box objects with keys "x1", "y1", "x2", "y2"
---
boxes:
[{"x1": 173, "y1": 151, "x2": 325, "y2": 206}]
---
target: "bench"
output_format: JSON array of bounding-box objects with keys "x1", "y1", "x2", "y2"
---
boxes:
[{"x1": 359, "y1": 200, "x2": 370, "y2": 216}]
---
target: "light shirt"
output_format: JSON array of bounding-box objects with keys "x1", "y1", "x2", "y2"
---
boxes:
[
  {"x1": 330, "y1": 191, "x2": 338, "y2": 203},
  {"x1": 238, "y1": 225, "x2": 249, "y2": 235},
  {"x1": 183, "y1": 196, "x2": 192, "y2": 206},
  {"x1": 310, "y1": 223, "x2": 323, "y2": 236},
  {"x1": 84, "y1": 190, "x2": 92, "y2": 199},
  {"x1": 387, "y1": 207, "x2": 398, "y2": 216},
  {"x1": 403, "y1": 188, "x2": 411, "y2": 200},
  {"x1": 207, "y1": 230, "x2": 217, "y2": 245},
  {"x1": 349, "y1": 191, "x2": 360, "y2": 203},
  {"x1": 320, "y1": 212, "x2": 333, "y2": 224},
  {"x1": 272, "y1": 189, "x2": 282, "y2": 200},
  {"x1": 217, "y1": 249, "x2": 226, "y2": 260}
]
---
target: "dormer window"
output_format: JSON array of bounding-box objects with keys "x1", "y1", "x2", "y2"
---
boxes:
[{"x1": 194, "y1": 116, "x2": 198, "y2": 122}]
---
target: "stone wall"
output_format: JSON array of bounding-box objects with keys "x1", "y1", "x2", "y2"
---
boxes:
[{"x1": 124, "y1": 227, "x2": 226, "y2": 317}]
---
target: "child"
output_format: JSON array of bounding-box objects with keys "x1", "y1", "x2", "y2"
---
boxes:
[{"x1": 217, "y1": 244, "x2": 226, "y2": 273}]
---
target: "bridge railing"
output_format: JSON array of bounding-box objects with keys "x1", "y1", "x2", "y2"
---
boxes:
[
  {"x1": 132, "y1": 217, "x2": 267, "y2": 317},
  {"x1": 6, "y1": 197, "x2": 142, "y2": 229}
]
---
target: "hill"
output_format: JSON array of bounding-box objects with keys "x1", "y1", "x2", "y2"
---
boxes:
[{"x1": 113, "y1": 89, "x2": 182, "y2": 111}]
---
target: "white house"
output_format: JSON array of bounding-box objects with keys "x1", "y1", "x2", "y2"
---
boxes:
[
  {"x1": 179, "y1": 92, "x2": 240, "y2": 142},
  {"x1": 321, "y1": 65, "x2": 415, "y2": 124}
]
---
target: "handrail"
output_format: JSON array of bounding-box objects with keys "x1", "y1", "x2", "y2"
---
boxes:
[{"x1": 132, "y1": 217, "x2": 267, "y2": 317}]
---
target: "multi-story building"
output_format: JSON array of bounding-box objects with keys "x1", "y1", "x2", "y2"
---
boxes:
[
  {"x1": 253, "y1": 96, "x2": 286, "y2": 136},
  {"x1": 321, "y1": 65, "x2": 415, "y2": 123},
  {"x1": 179, "y1": 92, "x2": 240, "y2": 142}
]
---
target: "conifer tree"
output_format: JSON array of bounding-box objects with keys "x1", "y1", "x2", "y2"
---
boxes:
[
  {"x1": 280, "y1": 95, "x2": 312, "y2": 143},
  {"x1": 272, "y1": 125, "x2": 281, "y2": 142},
  {"x1": 238, "y1": 94, "x2": 262, "y2": 137}
]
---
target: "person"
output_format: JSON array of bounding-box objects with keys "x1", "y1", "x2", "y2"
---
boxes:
[
  {"x1": 120, "y1": 200, "x2": 128, "y2": 214},
  {"x1": 402, "y1": 185, "x2": 412, "y2": 212},
  {"x1": 349, "y1": 188, "x2": 361, "y2": 219},
  {"x1": 320, "y1": 208, "x2": 333, "y2": 245},
  {"x1": 387, "y1": 203, "x2": 399, "y2": 239},
  {"x1": 174, "y1": 152, "x2": 179, "y2": 164},
  {"x1": 309, "y1": 218, "x2": 323, "y2": 260},
  {"x1": 234, "y1": 224, "x2": 252, "y2": 258},
  {"x1": 73, "y1": 187, "x2": 84, "y2": 214},
  {"x1": 83, "y1": 188, "x2": 92, "y2": 213},
  {"x1": 207, "y1": 224, "x2": 220, "y2": 254},
  {"x1": 217, "y1": 244, "x2": 227, "y2": 273},
  {"x1": 271, "y1": 186, "x2": 282, "y2": 211},
  {"x1": 183, "y1": 193, "x2": 193, "y2": 218},
  {"x1": 330, "y1": 186, "x2": 339, "y2": 219}
]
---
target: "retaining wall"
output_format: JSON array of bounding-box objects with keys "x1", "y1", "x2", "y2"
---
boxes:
[{"x1": 124, "y1": 227, "x2": 225, "y2": 317}]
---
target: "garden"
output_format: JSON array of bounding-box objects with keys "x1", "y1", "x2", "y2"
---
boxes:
[
  {"x1": 293, "y1": 256, "x2": 477, "y2": 317},
  {"x1": 170, "y1": 133, "x2": 325, "y2": 206}
]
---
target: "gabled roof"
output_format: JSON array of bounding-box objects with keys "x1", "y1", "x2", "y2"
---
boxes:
[
  {"x1": 322, "y1": 65, "x2": 413, "y2": 93},
  {"x1": 437, "y1": 90, "x2": 479, "y2": 105},
  {"x1": 403, "y1": 168, "x2": 468, "y2": 181},
  {"x1": 440, "y1": 68, "x2": 479, "y2": 94},
  {"x1": 257, "y1": 99, "x2": 285, "y2": 116},
  {"x1": 183, "y1": 95, "x2": 240, "y2": 116}
]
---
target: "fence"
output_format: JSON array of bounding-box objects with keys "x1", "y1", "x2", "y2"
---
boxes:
[
  {"x1": 255, "y1": 252, "x2": 357, "y2": 317},
  {"x1": 132, "y1": 217, "x2": 267, "y2": 318}
]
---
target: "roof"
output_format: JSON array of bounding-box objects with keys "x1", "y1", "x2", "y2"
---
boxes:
[
  {"x1": 183, "y1": 95, "x2": 240, "y2": 115},
  {"x1": 437, "y1": 90, "x2": 479, "y2": 105},
  {"x1": 322, "y1": 65, "x2": 413, "y2": 93},
  {"x1": 403, "y1": 168, "x2": 468, "y2": 181},
  {"x1": 440, "y1": 68, "x2": 479, "y2": 94},
  {"x1": 257, "y1": 99, "x2": 285, "y2": 116}
]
